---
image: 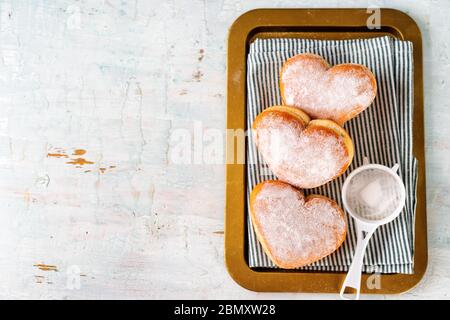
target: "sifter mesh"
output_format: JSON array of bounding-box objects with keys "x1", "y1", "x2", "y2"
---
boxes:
[{"x1": 344, "y1": 168, "x2": 404, "y2": 221}]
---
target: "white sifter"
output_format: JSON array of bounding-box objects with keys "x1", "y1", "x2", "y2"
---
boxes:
[{"x1": 340, "y1": 159, "x2": 406, "y2": 300}]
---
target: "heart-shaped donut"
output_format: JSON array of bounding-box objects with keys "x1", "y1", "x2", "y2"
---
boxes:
[
  {"x1": 253, "y1": 106, "x2": 354, "y2": 189},
  {"x1": 280, "y1": 53, "x2": 377, "y2": 125},
  {"x1": 250, "y1": 180, "x2": 347, "y2": 269}
]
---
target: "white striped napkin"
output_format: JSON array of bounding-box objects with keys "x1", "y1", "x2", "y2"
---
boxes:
[{"x1": 246, "y1": 36, "x2": 417, "y2": 274}]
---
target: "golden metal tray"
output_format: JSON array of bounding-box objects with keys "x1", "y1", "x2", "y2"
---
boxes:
[{"x1": 225, "y1": 8, "x2": 427, "y2": 293}]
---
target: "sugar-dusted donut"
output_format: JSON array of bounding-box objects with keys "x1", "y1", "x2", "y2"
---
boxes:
[
  {"x1": 253, "y1": 105, "x2": 354, "y2": 189},
  {"x1": 250, "y1": 180, "x2": 347, "y2": 269},
  {"x1": 280, "y1": 53, "x2": 377, "y2": 125}
]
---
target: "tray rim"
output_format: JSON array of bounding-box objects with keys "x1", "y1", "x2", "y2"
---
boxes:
[{"x1": 225, "y1": 8, "x2": 427, "y2": 294}]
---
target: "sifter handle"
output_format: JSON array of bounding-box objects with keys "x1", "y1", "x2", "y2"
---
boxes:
[{"x1": 340, "y1": 225, "x2": 376, "y2": 300}]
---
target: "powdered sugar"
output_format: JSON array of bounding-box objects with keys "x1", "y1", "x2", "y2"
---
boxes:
[
  {"x1": 254, "y1": 111, "x2": 349, "y2": 188},
  {"x1": 252, "y1": 182, "x2": 346, "y2": 267},
  {"x1": 281, "y1": 54, "x2": 376, "y2": 123}
]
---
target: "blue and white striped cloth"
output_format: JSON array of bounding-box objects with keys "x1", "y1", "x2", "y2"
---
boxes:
[{"x1": 246, "y1": 36, "x2": 417, "y2": 274}]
